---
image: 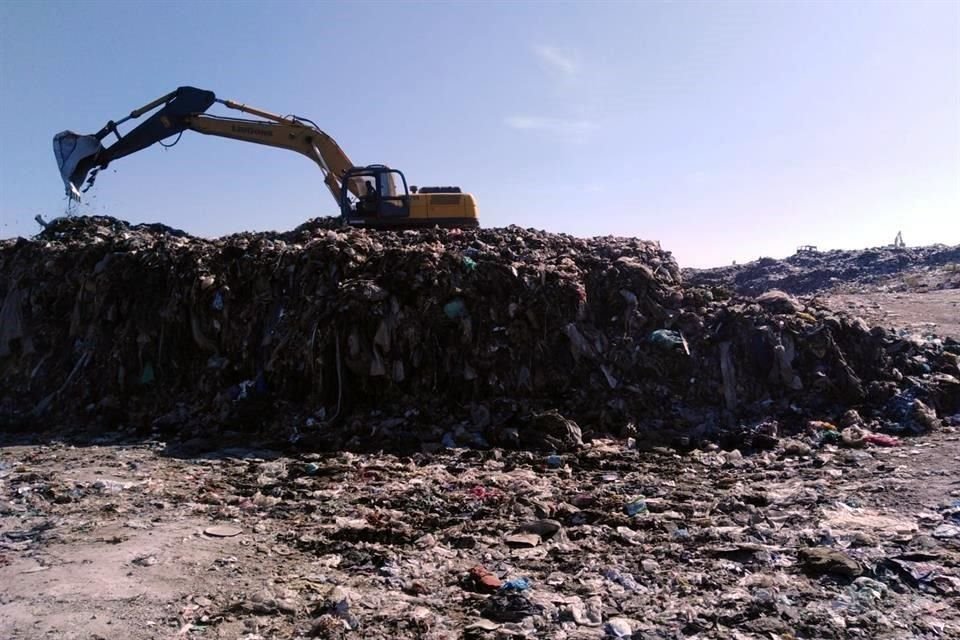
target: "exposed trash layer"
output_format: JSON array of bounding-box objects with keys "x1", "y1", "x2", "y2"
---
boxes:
[
  {"x1": 686, "y1": 244, "x2": 960, "y2": 296},
  {"x1": 1, "y1": 216, "x2": 959, "y2": 448},
  {"x1": 2, "y1": 428, "x2": 959, "y2": 638}
]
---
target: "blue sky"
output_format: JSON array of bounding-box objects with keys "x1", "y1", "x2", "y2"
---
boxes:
[{"x1": 1, "y1": 0, "x2": 957, "y2": 267}]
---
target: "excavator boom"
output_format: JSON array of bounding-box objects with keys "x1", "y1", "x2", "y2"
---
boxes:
[{"x1": 55, "y1": 86, "x2": 356, "y2": 203}]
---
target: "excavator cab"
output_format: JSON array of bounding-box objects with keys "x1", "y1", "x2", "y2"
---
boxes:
[{"x1": 340, "y1": 165, "x2": 411, "y2": 224}]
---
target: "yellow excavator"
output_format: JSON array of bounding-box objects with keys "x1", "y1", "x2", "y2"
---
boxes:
[{"x1": 53, "y1": 86, "x2": 479, "y2": 229}]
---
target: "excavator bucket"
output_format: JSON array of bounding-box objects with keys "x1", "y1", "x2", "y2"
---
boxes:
[{"x1": 54, "y1": 131, "x2": 104, "y2": 200}]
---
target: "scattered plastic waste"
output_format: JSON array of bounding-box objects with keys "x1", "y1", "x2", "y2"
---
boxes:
[
  {"x1": 212, "y1": 290, "x2": 224, "y2": 311},
  {"x1": 500, "y1": 577, "x2": 531, "y2": 591},
  {"x1": 605, "y1": 617, "x2": 634, "y2": 638},
  {"x1": 648, "y1": 329, "x2": 690, "y2": 355},
  {"x1": 624, "y1": 497, "x2": 647, "y2": 517},
  {"x1": 443, "y1": 298, "x2": 467, "y2": 320},
  {"x1": 865, "y1": 433, "x2": 901, "y2": 447},
  {"x1": 203, "y1": 525, "x2": 243, "y2": 538}
]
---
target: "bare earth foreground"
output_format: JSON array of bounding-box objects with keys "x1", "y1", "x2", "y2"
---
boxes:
[
  {"x1": 1, "y1": 428, "x2": 959, "y2": 640},
  {"x1": 1, "y1": 292, "x2": 959, "y2": 639}
]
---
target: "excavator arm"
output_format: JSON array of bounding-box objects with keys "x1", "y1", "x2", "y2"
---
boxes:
[
  {"x1": 184, "y1": 113, "x2": 355, "y2": 203},
  {"x1": 54, "y1": 86, "x2": 359, "y2": 204}
]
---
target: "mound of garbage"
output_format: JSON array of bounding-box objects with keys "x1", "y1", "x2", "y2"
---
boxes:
[
  {"x1": 1, "y1": 216, "x2": 958, "y2": 450},
  {"x1": 686, "y1": 244, "x2": 960, "y2": 296}
]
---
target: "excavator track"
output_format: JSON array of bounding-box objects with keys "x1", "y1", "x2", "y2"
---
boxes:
[{"x1": 346, "y1": 217, "x2": 480, "y2": 230}]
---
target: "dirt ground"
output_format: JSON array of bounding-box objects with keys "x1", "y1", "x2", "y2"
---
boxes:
[
  {"x1": 2, "y1": 431, "x2": 959, "y2": 639},
  {"x1": 817, "y1": 289, "x2": 960, "y2": 341},
  {"x1": 1, "y1": 293, "x2": 959, "y2": 639}
]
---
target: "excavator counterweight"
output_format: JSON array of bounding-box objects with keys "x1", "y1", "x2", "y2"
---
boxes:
[{"x1": 53, "y1": 87, "x2": 479, "y2": 229}]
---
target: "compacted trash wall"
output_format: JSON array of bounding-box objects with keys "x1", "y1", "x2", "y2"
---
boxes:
[{"x1": 1, "y1": 216, "x2": 957, "y2": 450}]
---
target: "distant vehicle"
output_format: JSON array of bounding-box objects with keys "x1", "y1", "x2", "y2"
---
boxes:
[{"x1": 53, "y1": 86, "x2": 479, "y2": 230}]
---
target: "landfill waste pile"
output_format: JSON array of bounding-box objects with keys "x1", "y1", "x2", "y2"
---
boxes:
[
  {"x1": 2, "y1": 216, "x2": 959, "y2": 451},
  {"x1": 1, "y1": 428, "x2": 959, "y2": 638},
  {"x1": 3, "y1": 215, "x2": 960, "y2": 640},
  {"x1": 686, "y1": 244, "x2": 960, "y2": 297}
]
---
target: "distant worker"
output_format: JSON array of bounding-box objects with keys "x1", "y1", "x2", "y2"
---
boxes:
[{"x1": 359, "y1": 180, "x2": 379, "y2": 215}]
